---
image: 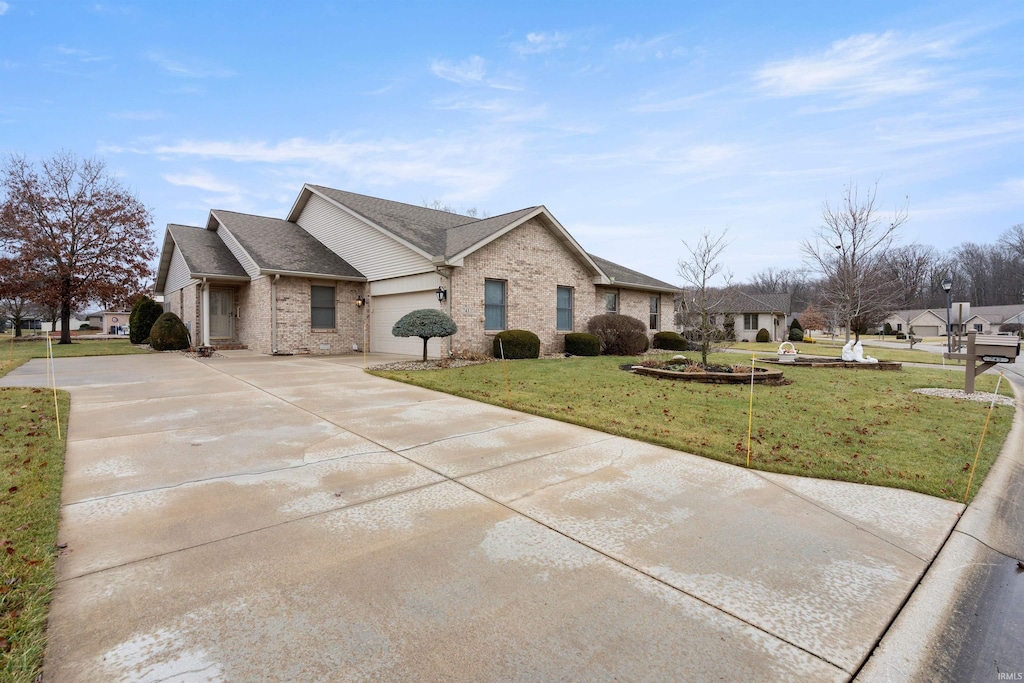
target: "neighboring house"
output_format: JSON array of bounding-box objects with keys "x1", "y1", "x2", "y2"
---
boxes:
[
  {"x1": 40, "y1": 317, "x2": 88, "y2": 333},
  {"x1": 882, "y1": 304, "x2": 1024, "y2": 337},
  {"x1": 154, "y1": 184, "x2": 680, "y2": 357},
  {"x1": 96, "y1": 311, "x2": 132, "y2": 335},
  {"x1": 675, "y1": 290, "x2": 792, "y2": 342}
]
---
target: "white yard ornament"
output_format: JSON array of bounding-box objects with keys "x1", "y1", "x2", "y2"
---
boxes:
[
  {"x1": 777, "y1": 341, "x2": 798, "y2": 356},
  {"x1": 842, "y1": 340, "x2": 877, "y2": 363}
]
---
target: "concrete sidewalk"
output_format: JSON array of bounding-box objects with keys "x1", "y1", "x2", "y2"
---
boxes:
[{"x1": 2, "y1": 352, "x2": 966, "y2": 681}]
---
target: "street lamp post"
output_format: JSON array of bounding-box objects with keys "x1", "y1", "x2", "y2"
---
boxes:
[{"x1": 941, "y1": 275, "x2": 953, "y2": 354}]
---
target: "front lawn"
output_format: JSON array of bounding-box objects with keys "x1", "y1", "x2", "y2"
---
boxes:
[
  {"x1": 0, "y1": 338, "x2": 149, "y2": 378},
  {"x1": 371, "y1": 353, "x2": 1015, "y2": 502},
  {"x1": 0, "y1": 387, "x2": 68, "y2": 682}
]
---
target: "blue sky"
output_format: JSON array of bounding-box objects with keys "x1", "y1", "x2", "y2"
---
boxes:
[{"x1": 2, "y1": 1, "x2": 1022, "y2": 286}]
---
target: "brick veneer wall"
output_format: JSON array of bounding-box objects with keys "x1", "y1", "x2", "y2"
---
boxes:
[
  {"x1": 168, "y1": 284, "x2": 201, "y2": 346},
  {"x1": 237, "y1": 277, "x2": 271, "y2": 352},
  {"x1": 271, "y1": 276, "x2": 367, "y2": 355},
  {"x1": 449, "y1": 218, "x2": 597, "y2": 355},
  {"x1": 594, "y1": 287, "x2": 674, "y2": 334}
]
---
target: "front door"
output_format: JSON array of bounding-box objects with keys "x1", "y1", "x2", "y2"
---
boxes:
[{"x1": 209, "y1": 288, "x2": 234, "y2": 339}]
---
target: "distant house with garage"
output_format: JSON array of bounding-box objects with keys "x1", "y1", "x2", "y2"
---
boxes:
[
  {"x1": 883, "y1": 304, "x2": 1024, "y2": 337},
  {"x1": 154, "y1": 184, "x2": 680, "y2": 357}
]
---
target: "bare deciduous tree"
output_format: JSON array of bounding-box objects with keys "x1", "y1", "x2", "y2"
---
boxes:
[
  {"x1": 998, "y1": 223, "x2": 1024, "y2": 261},
  {"x1": 677, "y1": 229, "x2": 733, "y2": 366},
  {"x1": 882, "y1": 243, "x2": 937, "y2": 308},
  {"x1": 0, "y1": 152, "x2": 156, "y2": 344},
  {"x1": 801, "y1": 183, "x2": 907, "y2": 342}
]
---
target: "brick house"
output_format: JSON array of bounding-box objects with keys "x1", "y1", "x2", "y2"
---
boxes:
[{"x1": 154, "y1": 184, "x2": 679, "y2": 357}]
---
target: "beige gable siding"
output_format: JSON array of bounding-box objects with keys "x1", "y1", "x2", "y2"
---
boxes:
[
  {"x1": 165, "y1": 244, "x2": 199, "y2": 294},
  {"x1": 216, "y1": 226, "x2": 260, "y2": 277},
  {"x1": 296, "y1": 192, "x2": 434, "y2": 281}
]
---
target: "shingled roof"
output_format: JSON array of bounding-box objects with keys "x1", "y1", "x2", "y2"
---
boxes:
[
  {"x1": 167, "y1": 224, "x2": 249, "y2": 279},
  {"x1": 588, "y1": 254, "x2": 679, "y2": 292},
  {"x1": 211, "y1": 210, "x2": 364, "y2": 280},
  {"x1": 703, "y1": 290, "x2": 792, "y2": 314},
  {"x1": 306, "y1": 185, "x2": 470, "y2": 257}
]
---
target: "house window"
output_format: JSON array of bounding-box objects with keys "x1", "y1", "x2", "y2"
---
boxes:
[
  {"x1": 896, "y1": 323, "x2": 903, "y2": 332},
  {"x1": 311, "y1": 284, "x2": 336, "y2": 329},
  {"x1": 605, "y1": 292, "x2": 618, "y2": 314},
  {"x1": 649, "y1": 296, "x2": 660, "y2": 330},
  {"x1": 743, "y1": 313, "x2": 757, "y2": 330},
  {"x1": 973, "y1": 323, "x2": 983, "y2": 332},
  {"x1": 557, "y1": 286, "x2": 573, "y2": 331},
  {"x1": 484, "y1": 279, "x2": 506, "y2": 330}
]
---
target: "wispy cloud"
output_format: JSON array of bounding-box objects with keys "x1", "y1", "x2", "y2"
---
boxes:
[
  {"x1": 146, "y1": 132, "x2": 530, "y2": 200},
  {"x1": 613, "y1": 34, "x2": 686, "y2": 60},
  {"x1": 512, "y1": 31, "x2": 569, "y2": 56},
  {"x1": 147, "y1": 51, "x2": 234, "y2": 78},
  {"x1": 430, "y1": 55, "x2": 486, "y2": 84},
  {"x1": 430, "y1": 55, "x2": 520, "y2": 90},
  {"x1": 0, "y1": 2, "x2": 9, "y2": 16},
  {"x1": 55, "y1": 45, "x2": 110, "y2": 63},
  {"x1": 755, "y1": 30, "x2": 954, "y2": 101},
  {"x1": 110, "y1": 109, "x2": 164, "y2": 121},
  {"x1": 433, "y1": 97, "x2": 546, "y2": 122},
  {"x1": 162, "y1": 170, "x2": 244, "y2": 195}
]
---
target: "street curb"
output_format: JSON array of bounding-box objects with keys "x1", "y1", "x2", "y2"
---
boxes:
[{"x1": 856, "y1": 377, "x2": 1024, "y2": 681}]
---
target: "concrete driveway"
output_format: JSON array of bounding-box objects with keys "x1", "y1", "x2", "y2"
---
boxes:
[{"x1": 2, "y1": 352, "x2": 965, "y2": 681}]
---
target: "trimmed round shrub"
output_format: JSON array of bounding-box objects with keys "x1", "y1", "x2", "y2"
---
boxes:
[
  {"x1": 392, "y1": 308, "x2": 458, "y2": 361},
  {"x1": 78, "y1": 323, "x2": 91, "y2": 330},
  {"x1": 586, "y1": 313, "x2": 649, "y2": 356},
  {"x1": 149, "y1": 312, "x2": 190, "y2": 351},
  {"x1": 565, "y1": 332, "x2": 600, "y2": 356},
  {"x1": 493, "y1": 330, "x2": 540, "y2": 359},
  {"x1": 895, "y1": 332, "x2": 907, "y2": 340},
  {"x1": 653, "y1": 330, "x2": 688, "y2": 351},
  {"x1": 755, "y1": 328, "x2": 771, "y2": 343},
  {"x1": 130, "y1": 295, "x2": 165, "y2": 344}
]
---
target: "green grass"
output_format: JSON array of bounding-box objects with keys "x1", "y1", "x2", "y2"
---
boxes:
[
  {"x1": 730, "y1": 340, "x2": 945, "y2": 364},
  {"x1": 372, "y1": 353, "x2": 1015, "y2": 502},
  {"x1": 0, "y1": 335, "x2": 145, "y2": 679},
  {"x1": 0, "y1": 387, "x2": 69, "y2": 682},
  {"x1": 0, "y1": 338, "x2": 149, "y2": 379}
]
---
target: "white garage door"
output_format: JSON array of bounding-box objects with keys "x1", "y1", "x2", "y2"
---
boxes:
[
  {"x1": 370, "y1": 291, "x2": 443, "y2": 357},
  {"x1": 915, "y1": 325, "x2": 939, "y2": 337}
]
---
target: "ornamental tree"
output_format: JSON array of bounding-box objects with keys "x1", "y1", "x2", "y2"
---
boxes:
[
  {"x1": 0, "y1": 152, "x2": 156, "y2": 344},
  {"x1": 392, "y1": 308, "x2": 457, "y2": 361}
]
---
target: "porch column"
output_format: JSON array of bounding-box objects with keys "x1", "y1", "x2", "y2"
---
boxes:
[{"x1": 201, "y1": 281, "x2": 210, "y2": 346}]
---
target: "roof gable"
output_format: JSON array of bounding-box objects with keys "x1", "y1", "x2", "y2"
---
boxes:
[
  {"x1": 298, "y1": 185, "x2": 470, "y2": 257},
  {"x1": 210, "y1": 210, "x2": 365, "y2": 280},
  {"x1": 154, "y1": 224, "x2": 249, "y2": 292}
]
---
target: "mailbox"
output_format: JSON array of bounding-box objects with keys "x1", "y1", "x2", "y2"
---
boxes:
[{"x1": 974, "y1": 334, "x2": 1020, "y2": 363}]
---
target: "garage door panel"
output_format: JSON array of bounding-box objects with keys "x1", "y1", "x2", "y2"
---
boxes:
[{"x1": 371, "y1": 292, "x2": 443, "y2": 357}]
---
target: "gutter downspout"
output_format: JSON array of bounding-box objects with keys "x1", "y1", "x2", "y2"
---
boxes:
[
  {"x1": 271, "y1": 274, "x2": 280, "y2": 354},
  {"x1": 201, "y1": 278, "x2": 210, "y2": 346}
]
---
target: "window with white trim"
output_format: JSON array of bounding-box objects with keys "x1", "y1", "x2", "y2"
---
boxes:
[
  {"x1": 311, "y1": 285, "x2": 336, "y2": 329},
  {"x1": 484, "y1": 279, "x2": 506, "y2": 330},
  {"x1": 605, "y1": 292, "x2": 618, "y2": 314},
  {"x1": 743, "y1": 313, "x2": 757, "y2": 330},
  {"x1": 557, "y1": 286, "x2": 573, "y2": 331},
  {"x1": 649, "y1": 296, "x2": 660, "y2": 329}
]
